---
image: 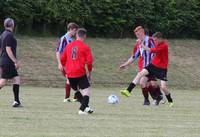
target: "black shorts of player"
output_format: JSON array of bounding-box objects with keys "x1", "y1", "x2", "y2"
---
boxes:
[
  {"x1": 146, "y1": 74, "x2": 157, "y2": 82},
  {"x1": 1, "y1": 64, "x2": 19, "y2": 79},
  {"x1": 145, "y1": 64, "x2": 168, "y2": 81},
  {"x1": 68, "y1": 75, "x2": 90, "y2": 91}
]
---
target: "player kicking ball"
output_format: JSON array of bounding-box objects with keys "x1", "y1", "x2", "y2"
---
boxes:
[
  {"x1": 60, "y1": 28, "x2": 94, "y2": 115},
  {"x1": 120, "y1": 32, "x2": 174, "y2": 107}
]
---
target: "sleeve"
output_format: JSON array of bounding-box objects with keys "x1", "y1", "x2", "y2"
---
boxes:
[
  {"x1": 6, "y1": 34, "x2": 14, "y2": 48},
  {"x1": 56, "y1": 39, "x2": 61, "y2": 52},
  {"x1": 58, "y1": 37, "x2": 64, "y2": 53},
  {"x1": 60, "y1": 48, "x2": 67, "y2": 66},
  {"x1": 149, "y1": 38, "x2": 155, "y2": 48},
  {"x1": 86, "y1": 47, "x2": 93, "y2": 72},
  {"x1": 150, "y1": 45, "x2": 164, "y2": 53},
  {"x1": 133, "y1": 44, "x2": 138, "y2": 54},
  {"x1": 132, "y1": 48, "x2": 140, "y2": 61}
]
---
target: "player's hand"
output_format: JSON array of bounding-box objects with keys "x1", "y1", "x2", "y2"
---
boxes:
[
  {"x1": 15, "y1": 62, "x2": 20, "y2": 70},
  {"x1": 58, "y1": 63, "x2": 63, "y2": 71},
  {"x1": 87, "y1": 72, "x2": 92, "y2": 83},
  {"x1": 119, "y1": 64, "x2": 127, "y2": 70}
]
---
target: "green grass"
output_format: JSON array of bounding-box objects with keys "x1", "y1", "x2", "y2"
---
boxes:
[
  {"x1": 16, "y1": 37, "x2": 200, "y2": 89},
  {"x1": 0, "y1": 86, "x2": 200, "y2": 137}
]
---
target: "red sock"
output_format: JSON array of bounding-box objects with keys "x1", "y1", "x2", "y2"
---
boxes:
[
  {"x1": 148, "y1": 85, "x2": 157, "y2": 100},
  {"x1": 65, "y1": 83, "x2": 71, "y2": 99},
  {"x1": 155, "y1": 86, "x2": 162, "y2": 96},
  {"x1": 141, "y1": 87, "x2": 149, "y2": 101}
]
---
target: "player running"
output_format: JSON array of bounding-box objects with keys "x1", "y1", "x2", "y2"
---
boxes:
[
  {"x1": 60, "y1": 28, "x2": 94, "y2": 115},
  {"x1": 56, "y1": 22, "x2": 78, "y2": 102},
  {"x1": 120, "y1": 26, "x2": 164, "y2": 105},
  {"x1": 121, "y1": 32, "x2": 174, "y2": 107},
  {"x1": 0, "y1": 18, "x2": 21, "y2": 107}
]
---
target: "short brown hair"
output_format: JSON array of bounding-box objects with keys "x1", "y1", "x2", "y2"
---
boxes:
[
  {"x1": 134, "y1": 26, "x2": 144, "y2": 32},
  {"x1": 77, "y1": 28, "x2": 87, "y2": 38},
  {"x1": 67, "y1": 22, "x2": 79, "y2": 30},
  {"x1": 152, "y1": 32, "x2": 163, "y2": 39}
]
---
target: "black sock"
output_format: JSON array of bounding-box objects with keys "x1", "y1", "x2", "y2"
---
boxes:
[
  {"x1": 166, "y1": 93, "x2": 173, "y2": 103},
  {"x1": 13, "y1": 84, "x2": 20, "y2": 103},
  {"x1": 127, "y1": 82, "x2": 135, "y2": 92},
  {"x1": 80, "y1": 96, "x2": 89, "y2": 111},
  {"x1": 75, "y1": 91, "x2": 83, "y2": 103}
]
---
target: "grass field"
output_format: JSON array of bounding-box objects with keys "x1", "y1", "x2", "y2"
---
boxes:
[
  {"x1": 0, "y1": 86, "x2": 200, "y2": 137},
  {"x1": 16, "y1": 37, "x2": 200, "y2": 89}
]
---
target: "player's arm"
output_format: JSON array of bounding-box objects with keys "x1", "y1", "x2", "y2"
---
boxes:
[
  {"x1": 143, "y1": 44, "x2": 164, "y2": 53},
  {"x1": 60, "y1": 49, "x2": 67, "y2": 67},
  {"x1": 86, "y1": 47, "x2": 93, "y2": 81},
  {"x1": 119, "y1": 49, "x2": 140, "y2": 70},
  {"x1": 6, "y1": 36, "x2": 19, "y2": 69},
  {"x1": 56, "y1": 39, "x2": 64, "y2": 71},
  {"x1": 56, "y1": 51, "x2": 63, "y2": 71},
  {"x1": 6, "y1": 47, "x2": 19, "y2": 69}
]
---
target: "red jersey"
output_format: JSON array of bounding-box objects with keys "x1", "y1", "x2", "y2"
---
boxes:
[
  {"x1": 133, "y1": 41, "x2": 143, "y2": 72},
  {"x1": 150, "y1": 41, "x2": 168, "y2": 69},
  {"x1": 60, "y1": 40, "x2": 93, "y2": 78}
]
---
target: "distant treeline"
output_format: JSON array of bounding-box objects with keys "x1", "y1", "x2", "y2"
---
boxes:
[{"x1": 0, "y1": 0, "x2": 200, "y2": 38}]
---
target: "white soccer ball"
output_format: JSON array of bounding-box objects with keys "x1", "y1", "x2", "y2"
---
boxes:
[{"x1": 107, "y1": 94, "x2": 119, "y2": 104}]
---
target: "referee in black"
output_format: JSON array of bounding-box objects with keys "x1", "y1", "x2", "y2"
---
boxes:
[{"x1": 0, "y1": 18, "x2": 21, "y2": 107}]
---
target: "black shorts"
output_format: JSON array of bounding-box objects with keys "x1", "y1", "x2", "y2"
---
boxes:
[
  {"x1": 68, "y1": 75, "x2": 90, "y2": 91},
  {"x1": 145, "y1": 64, "x2": 167, "y2": 81},
  {"x1": 1, "y1": 64, "x2": 19, "y2": 79}
]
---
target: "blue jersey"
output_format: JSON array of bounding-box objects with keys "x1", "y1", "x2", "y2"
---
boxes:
[
  {"x1": 56, "y1": 33, "x2": 73, "y2": 55},
  {"x1": 132, "y1": 36, "x2": 155, "y2": 67}
]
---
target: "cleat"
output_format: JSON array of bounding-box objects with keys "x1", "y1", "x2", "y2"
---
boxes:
[
  {"x1": 160, "y1": 97, "x2": 166, "y2": 104},
  {"x1": 152, "y1": 100, "x2": 157, "y2": 106},
  {"x1": 71, "y1": 98, "x2": 78, "y2": 102},
  {"x1": 143, "y1": 100, "x2": 150, "y2": 106},
  {"x1": 78, "y1": 110, "x2": 88, "y2": 115},
  {"x1": 154, "y1": 95, "x2": 163, "y2": 106},
  {"x1": 120, "y1": 89, "x2": 131, "y2": 97},
  {"x1": 169, "y1": 102, "x2": 174, "y2": 107},
  {"x1": 85, "y1": 107, "x2": 94, "y2": 114},
  {"x1": 63, "y1": 98, "x2": 71, "y2": 102},
  {"x1": 12, "y1": 101, "x2": 21, "y2": 107}
]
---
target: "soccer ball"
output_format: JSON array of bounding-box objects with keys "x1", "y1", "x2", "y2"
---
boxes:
[{"x1": 107, "y1": 95, "x2": 119, "y2": 104}]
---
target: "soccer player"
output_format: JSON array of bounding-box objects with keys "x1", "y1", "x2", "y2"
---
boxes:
[
  {"x1": 0, "y1": 18, "x2": 21, "y2": 107},
  {"x1": 60, "y1": 28, "x2": 94, "y2": 115},
  {"x1": 56, "y1": 22, "x2": 78, "y2": 102},
  {"x1": 121, "y1": 32, "x2": 174, "y2": 107},
  {"x1": 120, "y1": 26, "x2": 163, "y2": 105}
]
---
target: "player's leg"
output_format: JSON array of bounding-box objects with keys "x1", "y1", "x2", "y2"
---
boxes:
[
  {"x1": 78, "y1": 75, "x2": 93, "y2": 115},
  {"x1": 121, "y1": 69, "x2": 149, "y2": 97},
  {"x1": 12, "y1": 76, "x2": 21, "y2": 107},
  {"x1": 148, "y1": 80, "x2": 165, "y2": 105},
  {"x1": 139, "y1": 76, "x2": 150, "y2": 105},
  {"x1": 160, "y1": 80, "x2": 174, "y2": 107},
  {"x1": 0, "y1": 79, "x2": 6, "y2": 89},
  {"x1": 63, "y1": 75, "x2": 71, "y2": 102},
  {"x1": 0, "y1": 65, "x2": 7, "y2": 89},
  {"x1": 68, "y1": 78, "x2": 83, "y2": 103}
]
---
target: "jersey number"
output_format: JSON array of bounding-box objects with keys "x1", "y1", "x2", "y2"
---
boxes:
[{"x1": 71, "y1": 46, "x2": 78, "y2": 60}]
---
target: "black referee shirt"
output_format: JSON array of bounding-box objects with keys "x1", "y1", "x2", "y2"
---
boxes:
[{"x1": 0, "y1": 30, "x2": 17, "y2": 66}]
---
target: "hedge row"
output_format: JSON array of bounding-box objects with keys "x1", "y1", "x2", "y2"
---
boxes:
[{"x1": 0, "y1": 0, "x2": 200, "y2": 38}]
